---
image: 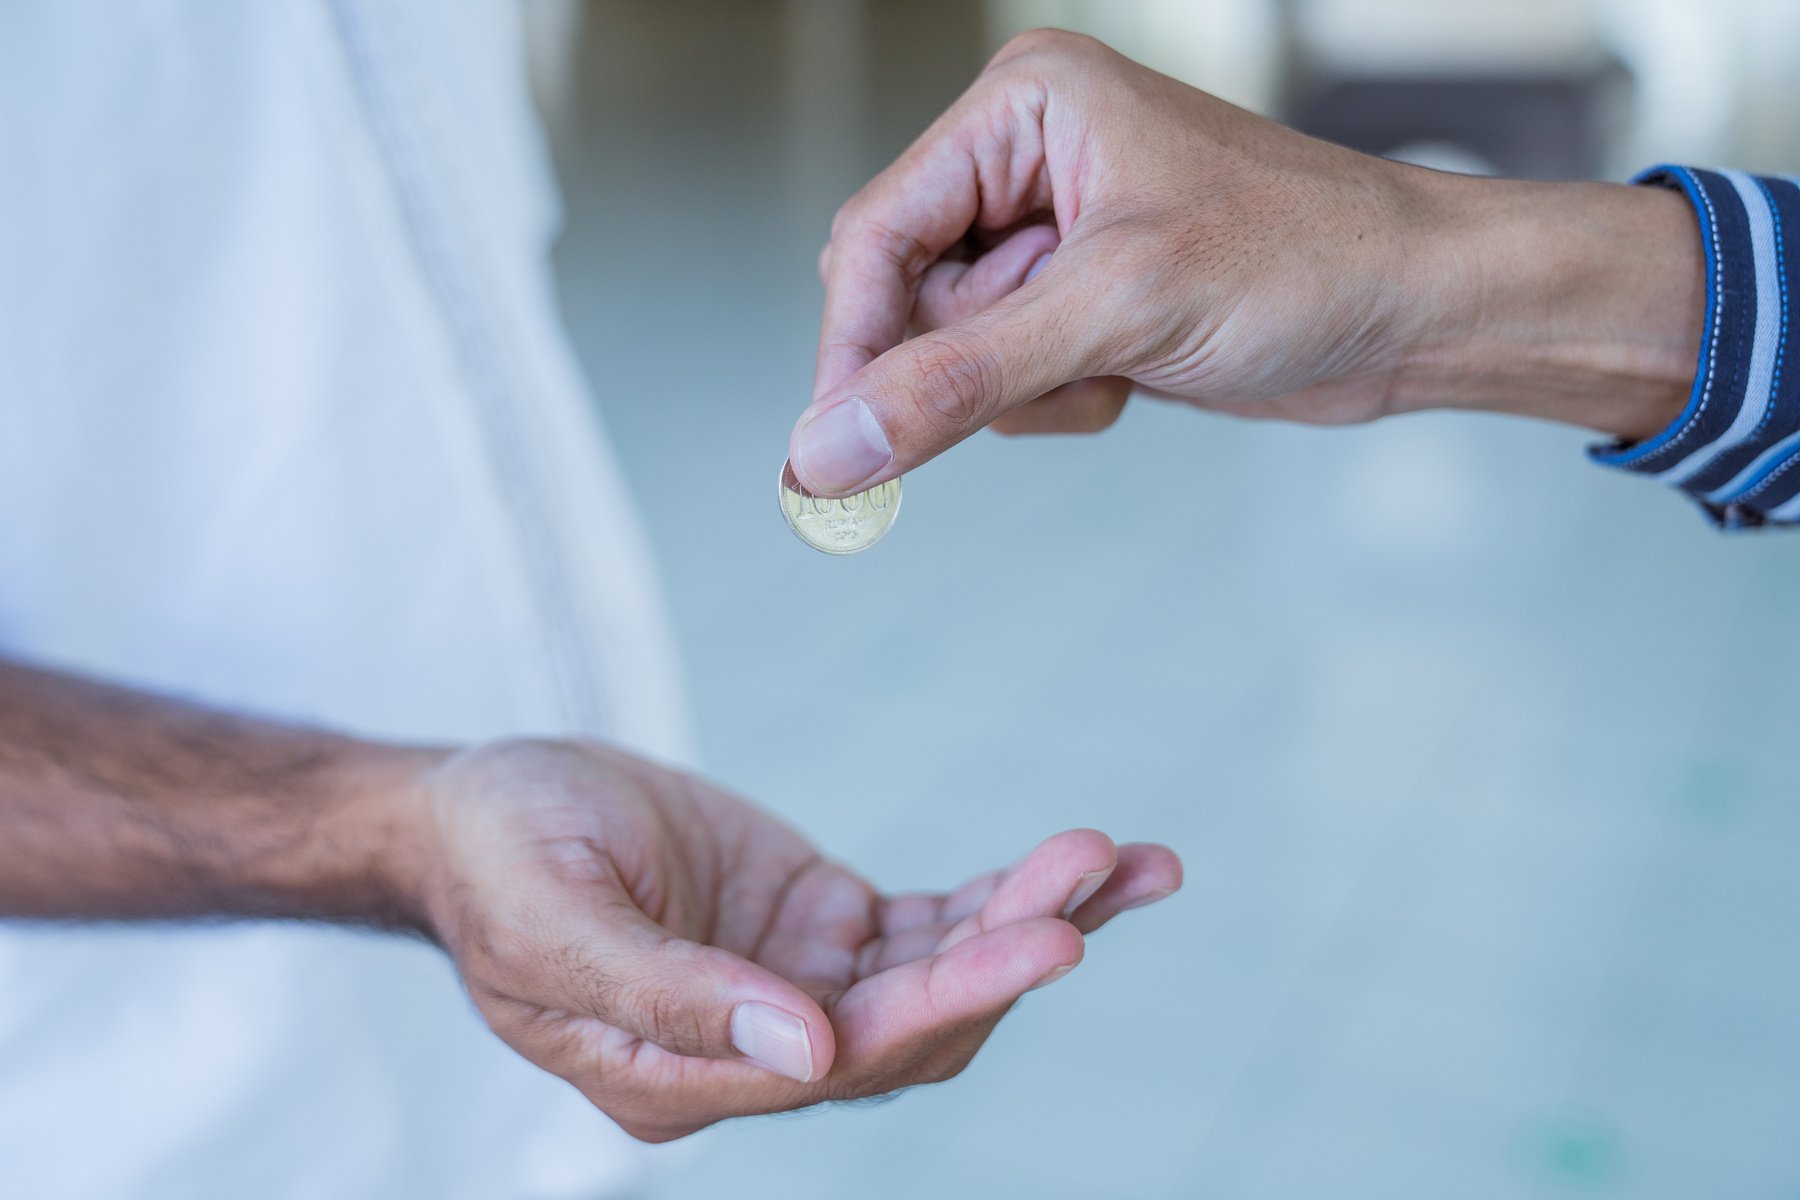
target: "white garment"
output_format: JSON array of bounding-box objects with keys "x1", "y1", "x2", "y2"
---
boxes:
[{"x1": 0, "y1": 2, "x2": 689, "y2": 1196}]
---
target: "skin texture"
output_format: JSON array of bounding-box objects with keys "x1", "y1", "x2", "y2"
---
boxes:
[
  {"x1": 0, "y1": 661, "x2": 1181, "y2": 1143},
  {"x1": 790, "y1": 29, "x2": 1705, "y2": 497},
  {"x1": 424, "y1": 741, "x2": 1179, "y2": 1141}
]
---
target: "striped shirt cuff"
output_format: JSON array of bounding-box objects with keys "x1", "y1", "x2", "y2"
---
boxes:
[{"x1": 1588, "y1": 165, "x2": 1800, "y2": 528}]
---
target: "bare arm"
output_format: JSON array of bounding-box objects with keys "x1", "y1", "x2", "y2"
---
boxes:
[
  {"x1": 0, "y1": 656, "x2": 1179, "y2": 1140},
  {"x1": 0, "y1": 659, "x2": 428, "y2": 925}
]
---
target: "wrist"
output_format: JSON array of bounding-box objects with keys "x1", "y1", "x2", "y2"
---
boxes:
[
  {"x1": 1386, "y1": 170, "x2": 1704, "y2": 441},
  {"x1": 284, "y1": 738, "x2": 452, "y2": 936}
]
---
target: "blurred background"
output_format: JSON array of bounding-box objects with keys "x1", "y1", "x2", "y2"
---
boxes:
[{"x1": 530, "y1": 1, "x2": 1800, "y2": 1197}]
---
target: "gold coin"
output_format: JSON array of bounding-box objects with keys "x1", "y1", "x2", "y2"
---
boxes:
[{"x1": 778, "y1": 460, "x2": 902, "y2": 554}]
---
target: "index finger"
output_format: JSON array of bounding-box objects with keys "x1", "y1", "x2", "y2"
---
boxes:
[
  {"x1": 811, "y1": 86, "x2": 1053, "y2": 401},
  {"x1": 812, "y1": 143, "x2": 977, "y2": 402}
]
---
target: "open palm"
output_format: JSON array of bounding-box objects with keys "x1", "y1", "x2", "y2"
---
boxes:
[{"x1": 419, "y1": 740, "x2": 1181, "y2": 1142}]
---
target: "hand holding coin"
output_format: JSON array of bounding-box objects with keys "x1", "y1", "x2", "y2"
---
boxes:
[{"x1": 792, "y1": 28, "x2": 1700, "y2": 508}]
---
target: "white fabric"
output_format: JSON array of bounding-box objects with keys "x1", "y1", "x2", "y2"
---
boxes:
[{"x1": 0, "y1": 2, "x2": 689, "y2": 1196}]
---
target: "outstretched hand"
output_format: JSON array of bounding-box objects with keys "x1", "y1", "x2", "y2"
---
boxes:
[{"x1": 412, "y1": 740, "x2": 1181, "y2": 1142}]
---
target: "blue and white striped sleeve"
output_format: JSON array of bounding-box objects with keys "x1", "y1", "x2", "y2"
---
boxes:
[{"x1": 1588, "y1": 165, "x2": 1800, "y2": 529}]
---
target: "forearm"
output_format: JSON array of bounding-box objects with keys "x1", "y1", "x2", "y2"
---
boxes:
[
  {"x1": 0, "y1": 659, "x2": 438, "y2": 928},
  {"x1": 1390, "y1": 171, "x2": 1705, "y2": 442}
]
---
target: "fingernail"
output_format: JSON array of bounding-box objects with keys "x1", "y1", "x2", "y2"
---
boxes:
[
  {"x1": 731, "y1": 1001, "x2": 815, "y2": 1083},
  {"x1": 793, "y1": 397, "x2": 892, "y2": 494},
  {"x1": 1029, "y1": 961, "x2": 1077, "y2": 991},
  {"x1": 1025, "y1": 252, "x2": 1053, "y2": 283},
  {"x1": 1118, "y1": 886, "x2": 1178, "y2": 914},
  {"x1": 1060, "y1": 868, "x2": 1112, "y2": 919}
]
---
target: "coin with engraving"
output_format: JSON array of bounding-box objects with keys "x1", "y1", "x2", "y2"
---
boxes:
[{"x1": 778, "y1": 460, "x2": 902, "y2": 554}]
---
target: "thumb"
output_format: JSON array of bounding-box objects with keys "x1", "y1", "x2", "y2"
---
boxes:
[
  {"x1": 521, "y1": 875, "x2": 834, "y2": 1083},
  {"x1": 789, "y1": 250, "x2": 1106, "y2": 496}
]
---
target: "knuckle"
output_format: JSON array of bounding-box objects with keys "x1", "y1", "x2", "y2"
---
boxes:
[
  {"x1": 828, "y1": 198, "x2": 933, "y2": 281},
  {"x1": 624, "y1": 977, "x2": 704, "y2": 1053},
  {"x1": 909, "y1": 338, "x2": 1000, "y2": 431},
  {"x1": 991, "y1": 27, "x2": 1101, "y2": 70},
  {"x1": 993, "y1": 27, "x2": 1060, "y2": 61},
  {"x1": 862, "y1": 217, "x2": 933, "y2": 278},
  {"x1": 828, "y1": 193, "x2": 864, "y2": 242},
  {"x1": 536, "y1": 934, "x2": 704, "y2": 1053}
]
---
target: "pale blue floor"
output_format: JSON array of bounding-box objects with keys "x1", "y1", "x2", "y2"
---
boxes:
[{"x1": 549, "y1": 11, "x2": 1800, "y2": 1198}]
